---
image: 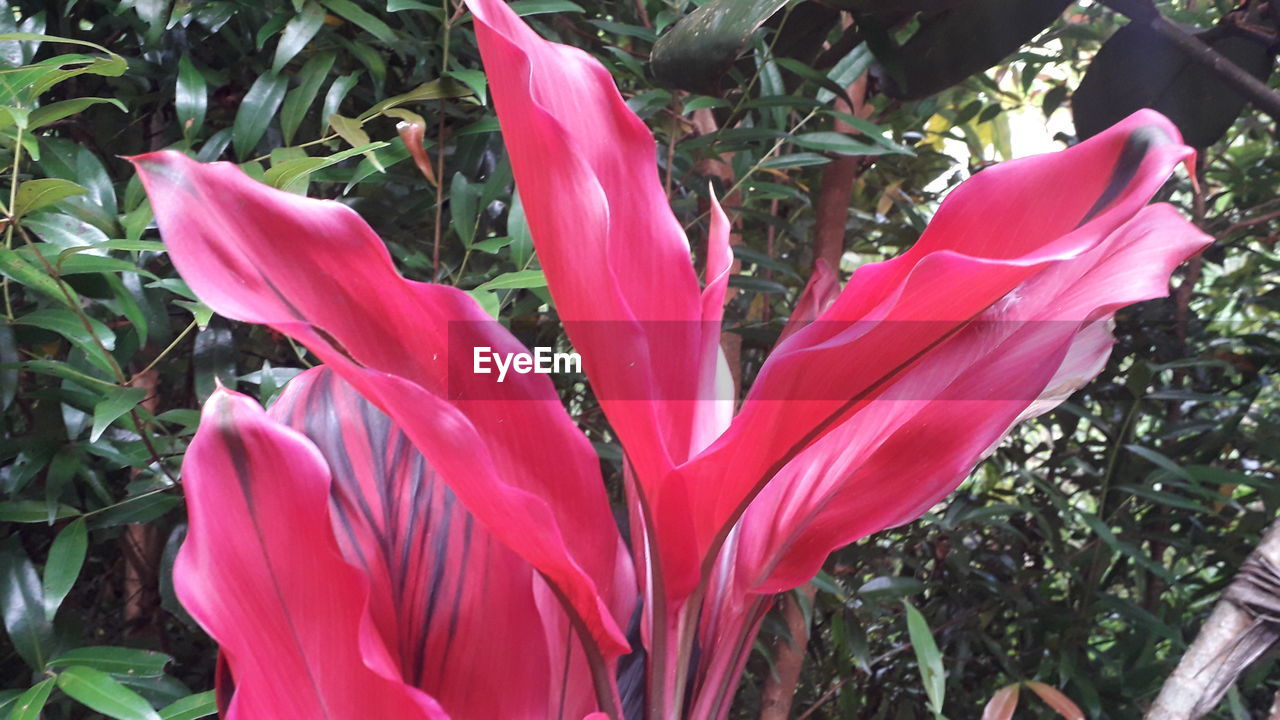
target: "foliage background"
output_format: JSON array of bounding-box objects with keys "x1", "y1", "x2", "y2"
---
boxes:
[{"x1": 0, "y1": 0, "x2": 1275, "y2": 718}]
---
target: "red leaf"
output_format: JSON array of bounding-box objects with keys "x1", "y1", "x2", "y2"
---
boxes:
[
  {"x1": 131, "y1": 151, "x2": 633, "y2": 662},
  {"x1": 175, "y1": 388, "x2": 448, "y2": 720}
]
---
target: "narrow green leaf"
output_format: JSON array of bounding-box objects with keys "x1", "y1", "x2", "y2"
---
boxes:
[
  {"x1": 16, "y1": 308, "x2": 117, "y2": 375},
  {"x1": 791, "y1": 131, "x2": 891, "y2": 156},
  {"x1": 0, "y1": 501, "x2": 80, "y2": 523},
  {"x1": 41, "y1": 518, "x2": 87, "y2": 621},
  {"x1": 509, "y1": 0, "x2": 584, "y2": 15},
  {"x1": 319, "y1": 0, "x2": 397, "y2": 44},
  {"x1": 91, "y1": 386, "x2": 147, "y2": 442},
  {"x1": 13, "y1": 178, "x2": 87, "y2": 219},
  {"x1": 320, "y1": 72, "x2": 360, "y2": 138},
  {"x1": 327, "y1": 113, "x2": 370, "y2": 147},
  {"x1": 904, "y1": 600, "x2": 946, "y2": 719},
  {"x1": 273, "y1": 1, "x2": 326, "y2": 73},
  {"x1": 450, "y1": 172, "x2": 477, "y2": 246},
  {"x1": 356, "y1": 78, "x2": 470, "y2": 121},
  {"x1": 5, "y1": 678, "x2": 55, "y2": 720},
  {"x1": 48, "y1": 646, "x2": 172, "y2": 678},
  {"x1": 0, "y1": 248, "x2": 73, "y2": 305},
  {"x1": 158, "y1": 692, "x2": 216, "y2": 720},
  {"x1": 0, "y1": 320, "x2": 16, "y2": 411},
  {"x1": 0, "y1": 538, "x2": 54, "y2": 670},
  {"x1": 175, "y1": 54, "x2": 207, "y2": 138},
  {"x1": 281, "y1": 51, "x2": 335, "y2": 144},
  {"x1": 476, "y1": 270, "x2": 547, "y2": 291},
  {"x1": 56, "y1": 666, "x2": 162, "y2": 720},
  {"x1": 232, "y1": 72, "x2": 288, "y2": 161},
  {"x1": 27, "y1": 97, "x2": 125, "y2": 131}
]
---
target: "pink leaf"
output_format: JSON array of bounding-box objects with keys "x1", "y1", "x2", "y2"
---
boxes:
[
  {"x1": 131, "y1": 151, "x2": 632, "y2": 661},
  {"x1": 174, "y1": 388, "x2": 448, "y2": 720}
]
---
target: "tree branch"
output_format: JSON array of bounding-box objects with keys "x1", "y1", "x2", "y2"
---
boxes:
[
  {"x1": 1097, "y1": 0, "x2": 1280, "y2": 122},
  {"x1": 1145, "y1": 518, "x2": 1280, "y2": 719}
]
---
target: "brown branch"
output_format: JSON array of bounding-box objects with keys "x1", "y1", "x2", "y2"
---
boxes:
[
  {"x1": 759, "y1": 583, "x2": 817, "y2": 720},
  {"x1": 1145, "y1": 518, "x2": 1280, "y2": 719},
  {"x1": 1097, "y1": 0, "x2": 1280, "y2": 121}
]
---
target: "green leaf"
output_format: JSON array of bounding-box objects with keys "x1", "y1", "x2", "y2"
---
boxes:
[
  {"x1": 1124, "y1": 444, "x2": 1192, "y2": 481},
  {"x1": 264, "y1": 142, "x2": 389, "y2": 194},
  {"x1": 450, "y1": 172, "x2": 478, "y2": 246},
  {"x1": 5, "y1": 679, "x2": 55, "y2": 720},
  {"x1": 357, "y1": 78, "x2": 470, "y2": 121},
  {"x1": 791, "y1": 132, "x2": 893, "y2": 156},
  {"x1": 327, "y1": 112, "x2": 370, "y2": 147},
  {"x1": 508, "y1": 0, "x2": 584, "y2": 15},
  {"x1": 727, "y1": 275, "x2": 787, "y2": 294},
  {"x1": 904, "y1": 600, "x2": 946, "y2": 719},
  {"x1": 175, "y1": 54, "x2": 207, "y2": 138},
  {"x1": 13, "y1": 178, "x2": 87, "y2": 219},
  {"x1": 0, "y1": 501, "x2": 80, "y2": 523},
  {"x1": 158, "y1": 692, "x2": 216, "y2": 720},
  {"x1": 0, "y1": 320, "x2": 16, "y2": 411},
  {"x1": 91, "y1": 386, "x2": 148, "y2": 443},
  {"x1": 48, "y1": 646, "x2": 172, "y2": 678},
  {"x1": 280, "y1": 51, "x2": 335, "y2": 145},
  {"x1": 0, "y1": 247, "x2": 74, "y2": 305},
  {"x1": 41, "y1": 518, "x2": 87, "y2": 621},
  {"x1": 56, "y1": 666, "x2": 163, "y2": 720},
  {"x1": 232, "y1": 72, "x2": 288, "y2": 161},
  {"x1": 0, "y1": 537, "x2": 54, "y2": 670},
  {"x1": 319, "y1": 0, "x2": 397, "y2": 44},
  {"x1": 476, "y1": 269, "x2": 547, "y2": 291},
  {"x1": 17, "y1": 308, "x2": 117, "y2": 375},
  {"x1": 273, "y1": 1, "x2": 326, "y2": 73},
  {"x1": 320, "y1": 72, "x2": 361, "y2": 137},
  {"x1": 27, "y1": 97, "x2": 125, "y2": 131}
]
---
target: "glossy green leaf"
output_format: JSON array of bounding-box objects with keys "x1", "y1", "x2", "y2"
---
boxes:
[
  {"x1": 0, "y1": 248, "x2": 79, "y2": 306},
  {"x1": 357, "y1": 78, "x2": 470, "y2": 121},
  {"x1": 175, "y1": 54, "x2": 207, "y2": 138},
  {"x1": 158, "y1": 692, "x2": 216, "y2": 720},
  {"x1": 16, "y1": 308, "x2": 117, "y2": 375},
  {"x1": 904, "y1": 600, "x2": 946, "y2": 719},
  {"x1": 48, "y1": 646, "x2": 172, "y2": 678},
  {"x1": 56, "y1": 665, "x2": 163, "y2": 720},
  {"x1": 13, "y1": 178, "x2": 87, "y2": 219},
  {"x1": 320, "y1": 72, "x2": 361, "y2": 137},
  {"x1": 319, "y1": 0, "x2": 397, "y2": 44},
  {"x1": 0, "y1": 501, "x2": 81, "y2": 523},
  {"x1": 791, "y1": 131, "x2": 892, "y2": 156},
  {"x1": 27, "y1": 97, "x2": 125, "y2": 131},
  {"x1": 280, "y1": 51, "x2": 335, "y2": 144},
  {"x1": 91, "y1": 386, "x2": 147, "y2": 442},
  {"x1": 0, "y1": 537, "x2": 53, "y2": 670},
  {"x1": 5, "y1": 678, "x2": 55, "y2": 720},
  {"x1": 273, "y1": 1, "x2": 326, "y2": 73},
  {"x1": 232, "y1": 72, "x2": 288, "y2": 161},
  {"x1": 476, "y1": 269, "x2": 547, "y2": 291},
  {"x1": 41, "y1": 518, "x2": 87, "y2": 620}
]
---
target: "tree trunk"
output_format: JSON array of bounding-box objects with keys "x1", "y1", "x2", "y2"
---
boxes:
[{"x1": 1145, "y1": 518, "x2": 1280, "y2": 719}]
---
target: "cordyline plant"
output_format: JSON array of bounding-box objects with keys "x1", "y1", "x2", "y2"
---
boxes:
[{"x1": 129, "y1": 0, "x2": 1211, "y2": 718}]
